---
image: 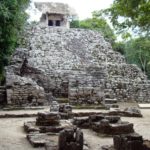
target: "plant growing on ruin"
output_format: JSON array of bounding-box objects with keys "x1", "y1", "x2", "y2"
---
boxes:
[{"x1": 0, "y1": 0, "x2": 30, "y2": 83}]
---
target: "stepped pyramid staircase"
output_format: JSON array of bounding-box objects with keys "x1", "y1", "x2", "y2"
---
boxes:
[
  {"x1": 103, "y1": 88, "x2": 119, "y2": 109},
  {"x1": 103, "y1": 98, "x2": 119, "y2": 109}
]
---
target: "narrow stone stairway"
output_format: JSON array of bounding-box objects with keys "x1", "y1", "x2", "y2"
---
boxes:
[{"x1": 102, "y1": 96, "x2": 119, "y2": 109}]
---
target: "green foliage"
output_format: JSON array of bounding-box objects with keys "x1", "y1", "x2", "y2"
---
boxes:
[
  {"x1": 70, "y1": 20, "x2": 80, "y2": 28},
  {"x1": 70, "y1": 12, "x2": 116, "y2": 44},
  {"x1": 114, "y1": 37, "x2": 150, "y2": 78},
  {"x1": 124, "y1": 37, "x2": 150, "y2": 77},
  {"x1": 113, "y1": 42, "x2": 125, "y2": 55},
  {"x1": 0, "y1": 0, "x2": 30, "y2": 82},
  {"x1": 102, "y1": 0, "x2": 150, "y2": 34}
]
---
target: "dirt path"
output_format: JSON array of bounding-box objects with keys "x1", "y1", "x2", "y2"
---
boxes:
[
  {"x1": 83, "y1": 129, "x2": 113, "y2": 150},
  {"x1": 0, "y1": 117, "x2": 44, "y2": 150}
]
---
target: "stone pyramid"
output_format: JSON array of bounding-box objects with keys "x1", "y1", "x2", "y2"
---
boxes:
[{"x1": 5, "y1": 24, "x2": 150, "y2": 105}]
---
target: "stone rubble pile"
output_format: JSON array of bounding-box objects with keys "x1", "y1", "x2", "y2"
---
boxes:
[{"x1": 5, "y1": 23, "x2": 150, "y2": 105}]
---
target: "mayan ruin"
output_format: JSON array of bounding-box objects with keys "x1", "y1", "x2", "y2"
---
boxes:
[{"x1": 0, "y1": 1, "x2": 150, "y2": 150}]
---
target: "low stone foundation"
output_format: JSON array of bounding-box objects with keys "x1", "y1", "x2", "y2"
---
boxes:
[
  {"x1": 36, "y1": 112, "x2": 60, "y2": 126},
  {"x1": 92, "y1": 120, "x2": 134, "y2": 135},
  {"x1": 102, "y1": 133, "x2": 150, "y2": 150},
  {"x1": 73, "y1": 115, "x2": 134, "y2": 135}
]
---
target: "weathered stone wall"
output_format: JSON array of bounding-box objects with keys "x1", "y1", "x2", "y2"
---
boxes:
[
  {"x1": 6, "y1": 23, "x2": 150, "y2": 105},
  {"x1": 5, "y1": 48, "x2": 46, "y2": 106},
  {"x1": 68, "y1": 69, "x2": 106, "y2": 104},
  {"x1": 104, "y1": 79, "x2": 150, "y2": 102},
  {"x1": 6, "y1": 83, "x2": 45, "y2": 105}
]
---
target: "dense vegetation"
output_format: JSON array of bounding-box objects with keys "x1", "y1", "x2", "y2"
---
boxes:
[
  {"x1": 124, "y1": 37, "x2": 150, "y2": 76},
  {"x1": 0, "y1": 0, "x2": 30, "y2": 83}
]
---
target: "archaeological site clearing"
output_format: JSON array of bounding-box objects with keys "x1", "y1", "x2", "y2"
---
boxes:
[{"x1": 0, "y1": 2, "x2": 150, "y2": 150}]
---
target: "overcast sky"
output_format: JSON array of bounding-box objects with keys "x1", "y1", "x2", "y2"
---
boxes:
[{"x1": 27, "y1": 0, "x2": 114, "y2": 21}]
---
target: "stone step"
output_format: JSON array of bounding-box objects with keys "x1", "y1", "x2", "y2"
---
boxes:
[
  {"x1": 0, "y1": 86, "x2": 6, "y2": 89},
  {"x1": 104, "y1": 104, "x2": 119, "y2": 109},
  {"x1": 104, "y1": 98, "x2": 117, "y2": 104},
  {"x1": 0, "y1": 89, "x2": 5, "y2": 92}
]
